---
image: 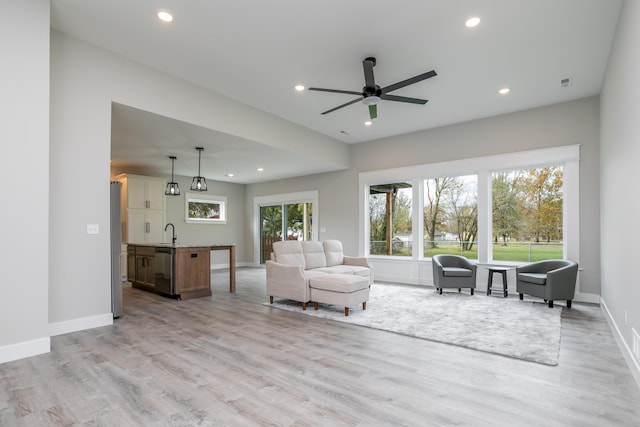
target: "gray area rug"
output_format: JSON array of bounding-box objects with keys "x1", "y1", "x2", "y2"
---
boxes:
[{"x1": 265, "y1": 283, "x2": 562, "y2": 366}]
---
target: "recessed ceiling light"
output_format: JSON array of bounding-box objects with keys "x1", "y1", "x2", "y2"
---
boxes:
[
  {"x1": 257, "y1": 167, "x2": 264, "y2": 172},
  {"x1": 157, "y1": 11, "x2": 174, "y2": 22},
  {"x1": 499, "y1": 88, "x2": 510, "y2": 95},
  {"x1": 294, "y1": 84, "x2": 305, "y2": 91},
  {"x1": 364, "y1": 121, "x2": 372, "y2": 126},
  {"x1": 226, "y1": 173, "x2": 234, "y2": 177},
  {"x1": 465, "y1": 17, "x2": 480, "y2": 28}
]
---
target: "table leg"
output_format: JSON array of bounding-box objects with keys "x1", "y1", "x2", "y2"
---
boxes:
[
  {"x1": 229, "y1": 245, "x2": 236, "y2": 293},
  {"x1": 502, "y1": 271, "x2": 508, "y2": 297}
]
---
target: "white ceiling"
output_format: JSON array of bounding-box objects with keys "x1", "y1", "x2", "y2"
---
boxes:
[{"x1": 51, "y1": 0, "x2": 622, "y2": 184}]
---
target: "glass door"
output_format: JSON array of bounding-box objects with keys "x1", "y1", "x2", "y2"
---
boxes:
[
  {"x1": 259, "y1": 202, "x2": 313, "y2": 263},
  {"x1": 260, "y1": 205, "x2": 282, "y2": 264}
]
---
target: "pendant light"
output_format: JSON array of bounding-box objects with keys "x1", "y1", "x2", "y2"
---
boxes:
[
  {"x1": 190, "y1": 147, "x2": 208, "y2": 191},
  {"x1": 164, "y1": 156, "x2": 180, "y2": 196}
]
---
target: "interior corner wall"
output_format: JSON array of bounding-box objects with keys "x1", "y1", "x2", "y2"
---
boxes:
[
  {"x1": 49, "y1": 30, "x2": 346, "y2": 330},
  {"x1": 600, "y1": 0, "x2": 640, "y2": 371},
  {"x1": 0, "y1": 0, "x2": 50, "y2": 363},
  {"x1": 245, "y1": 97, "x2": 601, "y2": 296}
]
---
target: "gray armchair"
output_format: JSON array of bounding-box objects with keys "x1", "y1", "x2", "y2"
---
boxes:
[
  {"x1": 432, "y1": 254, "x2": 477, "y2": 295},
  {"x1": 516, "y1": 259, "x2": 578, "y2": 308}
]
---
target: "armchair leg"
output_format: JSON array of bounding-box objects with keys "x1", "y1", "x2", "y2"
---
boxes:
[
  {"x1": 302, "y1": 302, "x2": 307, "y2": 311},
  {"x1": 439, "y1": 288, "x2": 443, "y2": 295},
  {"x1": 362, "y1": 302, "x2": 367, "y2": 310},
  {"x1": 458, "y1": 288, "x2": 461, "y2": 293},
  {"x1": 314, "y1": 302, "x2": 319, "y2": 310},
  {"x1": 344, "y1": 307, "x2": 349, "y2": 316},
  {"x1": 269, "y1": 296, "x2": 273, "y2": 304},
  {"x1": 548, "y1": 300, "x2": 554, "y2": 308},
  {"x1": 519, "y1": 293, "x2": 523, "y2": 300},
  {"x1": 471, "y1": 288, "x2": 474, "y2": 295},
  {"x1": 567, "y1": 300, "x2": 572, "y2": 309}
]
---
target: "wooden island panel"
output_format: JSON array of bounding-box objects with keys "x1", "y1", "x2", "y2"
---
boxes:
[{"x1": 174, "y1": 247, "x2": 211, "y2": 300}]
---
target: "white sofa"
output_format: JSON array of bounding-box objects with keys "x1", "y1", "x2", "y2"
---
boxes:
[{"x1": 266, "y1": 240, "x2": 373, "y2": 314}]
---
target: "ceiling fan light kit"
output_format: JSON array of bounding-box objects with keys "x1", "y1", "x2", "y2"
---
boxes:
[
  {"x1": 308, "y1": 57, "x2": 437, "y2": 120},
  {"x1": 164, "y1": 155, "x2": 181, "y2": 196},
  {"x1": 190, "y1": 147, "x2": 208, "y2": 191}
]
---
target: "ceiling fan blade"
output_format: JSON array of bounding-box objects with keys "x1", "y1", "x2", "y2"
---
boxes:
[
  {"x1": 308, "y1": 87, "x2": 362, "y2": 96},
  {"x1": 363, "y1": 59, "x2": 376, "y2": 89},
  {"x1": 321, "y1": 97, "x2": 362, "y2": 115},
  {"x1": 381, "y1": 70, "x2": 437, "y2": 94},
  {"x1": 369, "y1": 104, "x2": 377, "y2": 119},
  {"x1": 380, "y1": 93, "x2": 428, "y2": 105}
]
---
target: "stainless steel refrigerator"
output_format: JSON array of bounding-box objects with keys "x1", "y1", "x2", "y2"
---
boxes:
[{"x1": 110, "y1": 181, "x2": 124, "y2": 318}]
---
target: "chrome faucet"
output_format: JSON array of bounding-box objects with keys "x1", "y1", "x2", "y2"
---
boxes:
[{"x1": 164, "y1": 223, "x2": 177, "y2": 245}]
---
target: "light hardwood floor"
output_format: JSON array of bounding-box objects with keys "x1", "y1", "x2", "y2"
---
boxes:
[{"x1": 1, "y1": 267, "x2": 639, "y2": 426}]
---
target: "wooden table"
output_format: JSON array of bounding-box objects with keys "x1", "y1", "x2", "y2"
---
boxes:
[{"x1": 210, "y1": 244, "x2": 236, "y2": 292}]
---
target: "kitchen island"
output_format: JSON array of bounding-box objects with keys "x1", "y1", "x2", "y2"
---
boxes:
[{"x1": 126, "y1": 243, "x2": 235, "y2": 300}]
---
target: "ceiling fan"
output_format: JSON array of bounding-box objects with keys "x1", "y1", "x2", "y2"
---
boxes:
[{"x1": 309, "y1": 57, "x2": 437, "y2": 120}]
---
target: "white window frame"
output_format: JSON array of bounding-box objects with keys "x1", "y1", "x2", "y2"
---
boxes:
[
  {"x1": 185, "y1": 192, "x2": 227, "y2": 224},
  {"x1": 358, "y1": 145, "x2": 580, "y2": 265},
  {"x1": 252, "y1": 191, "x2": 319, "y2": 264}
]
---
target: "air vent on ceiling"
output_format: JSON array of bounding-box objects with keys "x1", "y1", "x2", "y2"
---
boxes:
[{"x1": 561, "y1": 77, "x2": 572, "y2": 87}]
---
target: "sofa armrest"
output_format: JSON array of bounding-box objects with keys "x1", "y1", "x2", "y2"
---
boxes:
[
  {"x1": 547, "y1": 263, "x2": 578, "y2": 289},
  {"x1": 343, "y1": 256, "x2": 371, "y2": 268},
  {"x1": 266, "y1": 260, "x2": 310, "y2": 303}
]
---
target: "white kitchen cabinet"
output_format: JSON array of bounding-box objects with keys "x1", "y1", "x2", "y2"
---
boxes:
[
  {"x1": 126, "y1": 210, "x2": 166, "y2": 244},
  {"x1": 115, "y1": 174, "x2": 167, "y2": 244},
  {"x1": 118, "y1": 174, "x2": 165, "y2": 210}
]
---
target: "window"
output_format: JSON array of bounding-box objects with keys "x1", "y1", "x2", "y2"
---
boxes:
[
  {"x1": 424, "y1": 174, "x2": 478, "y2": 258},
  {"x1": 253, "y1": 191, "x2": 318, "y2": 264},
  {"x1": 491, "y1": 166, "x2": 563, "y2": 262},
  {"x1": 358, "y1": 145, "x2": 579, "y2": 265},
  {"x1": 185, "y1": 192, "x2": 227, "y2": 224},
  {"x1": 369, "y1": 182, "x2": 412, "y2": 256}
]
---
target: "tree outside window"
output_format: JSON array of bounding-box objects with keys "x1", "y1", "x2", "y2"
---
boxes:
[
  {"x1": 369, "y1": 183, "x2": 412, "y2": 256},
  {"x1": 423, "y1": 175, "x2": 478, "y2": 258},
  {"x1": 491, "y1": 166, "x2": 563, "y2": 261}
]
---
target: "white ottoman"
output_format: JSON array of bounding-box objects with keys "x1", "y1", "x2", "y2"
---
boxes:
[{"x1": 309, "y1": 274, "x2": 370, "y2": 316}]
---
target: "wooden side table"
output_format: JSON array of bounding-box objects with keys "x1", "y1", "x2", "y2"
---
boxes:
[{"x1": 486, "y1": 266, "x2": 510, "y2": 298}]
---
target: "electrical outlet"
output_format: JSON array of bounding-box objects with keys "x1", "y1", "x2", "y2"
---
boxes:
[{"x1": 87, "y1": 224, "x2": 99, "y2": 234}]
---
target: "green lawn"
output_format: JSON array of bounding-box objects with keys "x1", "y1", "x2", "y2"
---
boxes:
[
  {"x1": 371, "y1": 241, "x2": 563, "y2": 262},
  {"x1": 423, "y1": 242, "x2": 562, "y2": 262}
]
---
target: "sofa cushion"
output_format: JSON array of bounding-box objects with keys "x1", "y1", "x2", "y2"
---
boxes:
[
  {"x1": 442, "y1": 267, "x2": 473, "y2": 277},
  {"x1": 518, "y1": 272, "x2": 547, "y2": 285},
  {"x1": 272, "y1": 241, "x2": 305, "y2": 267},
  {"x1": 301, "y1": 241, "x2": 327, "y2": 270},
  {"x1": 323, "y1": 240, "x2": 344, "y2": 266},
  {"x1": 314, "y1": 266, "x2": 353, "y2": 275},
  {"x1": 336, "y1": 265, "x2": 370, "y2": 278}
]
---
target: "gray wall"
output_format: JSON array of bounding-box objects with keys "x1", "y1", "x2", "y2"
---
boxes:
[
  {"x1": 0, "y1": 0, "x2": 50, "y2": 361},
  {"x1": 600, "y1": 0, "x2": 640, "y2": 371},
  {"x1": 160, "y1": 173, "x2": 246, "y2": 266},
  {"x1": 48, "y1": 31, "x2": 345, "y2": 335},
  {"x1": 246, "y1": 96, "x2": 602, "y2": 295}
]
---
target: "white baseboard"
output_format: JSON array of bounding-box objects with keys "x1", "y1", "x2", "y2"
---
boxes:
[
  {"x1": 0, "y1": 337, "x2": 50, "y2": 364},
  {"x1": 600, "y1": 298, "x2": 640, "y2": 389},
  {"x1": 49, "y1": 313, "x2": 113, "y2": 337}
]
